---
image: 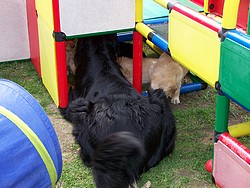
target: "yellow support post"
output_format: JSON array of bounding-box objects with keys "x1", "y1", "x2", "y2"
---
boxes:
[
  {"x1": 204, "y1": 0, "x2": 209, "y2": 13},
  {"x1": 135, "y1": 22, "x2": 154, "y2": 38},
  {"x1": 153, "y1": 0, "x2": 169, "y2": 9},
  {"x1": 146, "y1": 40, "x2": 163, "y2": 55},
  {"x1": 229, "y1": 122, "x2": 250, "y2": 138},
  {"x1": 222, "y1": 0, "x2": 240, "y2": 29},
  {"x1": 135, "y1": 0, "x2": 143, "y2": 22}
]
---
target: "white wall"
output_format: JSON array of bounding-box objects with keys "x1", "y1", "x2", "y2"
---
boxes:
[
  {"x1": 59, "y1": 0, "x2": 135, "y2": 36},
  {"x1": 0, "y1": 0, "x2": 30, "y2": 62}
]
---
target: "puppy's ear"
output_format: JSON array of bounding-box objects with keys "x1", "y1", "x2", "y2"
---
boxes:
[
  {"x1": 159, "y1": 52, "x2": 174, "y2": 65},
  {"x1": 149, "y1": 64, "x2": 155, "y2": 79},
  {"x1": 158, "y1": 55, "x2": 165, "y2": 64}
]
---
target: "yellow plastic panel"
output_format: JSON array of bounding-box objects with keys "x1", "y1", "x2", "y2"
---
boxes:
[
  {"x1": 37, "y1": 20, "x2": 59, "y2": 106},
  {"x1": 35, "y1": 0, "x2": 59, "y2": 105},
  {"x1": 169, "y1": 10, "x2": 221, "y2": 87},
  {"x1": 36, "y1": 0, "x2": 54, "y2": 31}
]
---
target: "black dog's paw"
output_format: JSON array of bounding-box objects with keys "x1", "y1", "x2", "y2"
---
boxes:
[
  {"x1": 58, "y1": 107, "x2": 67, "y2": 117},
  {"x1": 69, "y1": 98, "x2": 91, "y2": 122},
  {"x1": 58, "y1": 106, "x2": 72, "y2": 122},
  {"x1": 70, "y1": 98, "x2": 90, "y2": 111}
]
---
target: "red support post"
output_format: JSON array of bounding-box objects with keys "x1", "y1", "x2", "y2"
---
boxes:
[
  {"x1": 133, "y1": 31, "x2": 143, "y2": 93},
  {"x1": 52, "y1": 0, "x2": 68, "y2": 108}
]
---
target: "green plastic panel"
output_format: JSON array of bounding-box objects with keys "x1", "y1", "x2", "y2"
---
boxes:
[{"x1": 219, "y1": 37, "x2": 250, "y2": 110}]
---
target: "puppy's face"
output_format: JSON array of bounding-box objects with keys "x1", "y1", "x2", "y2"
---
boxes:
[
  {"x1": 151, "y1": 78, "x2": 178, "y2": 98},
  {"x1": 150, "y1": 54, "x2": 184, "y2": 101},
  {"x1": 149, "y1": 58, "x2": 177, "y2": 98},
  {"x1": 163, "y1": 83, "x2": 177, "y2": 98},
  {"x1": 66, "y1": 39, "x2": 76, "y2": 49}
]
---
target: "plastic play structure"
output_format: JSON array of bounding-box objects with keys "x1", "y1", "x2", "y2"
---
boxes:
[
  {"x1": 1, "y1": 0, "x2": 204, "y2": 108},
  {"x1": 0, "y1": 79, "x2": 62, "y2": 187},
  {"x1": 1, "y1": 0, "x2": 249, "y2": 187},
  {"x1": 138, "y1": 0, "x2": 249, "y2": 187},
  {"x1": 26, "y1": 0, "x2": 135, "y2": 108}
]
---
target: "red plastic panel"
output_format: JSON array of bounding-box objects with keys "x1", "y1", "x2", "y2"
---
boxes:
[
  {"x1": 173, "y1": 4, "x2": 221, "y2": 32},
  {"x1": 208, "y1": 0, "x2": 249, "y2": 30},
  {"x1": 190, "y1": 0, "x2": 204, "y2": 7},
  {"x1": 208, "y1": 0, "x2": 224, "y2": 17},
  {"x1": 219, "y1": 132, "x2": 250, "y2": 165},
  {"x1": 237, "y1": 0, "x2": 249, "y2": 30},
  {"x1": 26, "y1": 0, "x2": 41, "y2": 77},
  {"x1": 213, "y1": 139, "x2": 250, "y2": 188}
]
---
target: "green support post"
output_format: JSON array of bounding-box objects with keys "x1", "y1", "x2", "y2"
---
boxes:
[
  {"x1": 214, "y1": 94, "x2": 230, "y2": 134},
  {"x1": 212, "y1": 94, "x2": 230, "y2": 176}
]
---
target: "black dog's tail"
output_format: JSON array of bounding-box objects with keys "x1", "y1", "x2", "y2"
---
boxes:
[{"x1": 92, "y1": 132, "x2": 145, "y2": 188}]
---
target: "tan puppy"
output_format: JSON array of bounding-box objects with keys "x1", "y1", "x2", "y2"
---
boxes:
[
  {"x1": 66, "y1": 39, "x2": 77, "y2": 75},
  {"x1": 149, "y1": 52, "x2": 188, "y2": 104},
  {"x1": 118, "y1": 56, "x2": 158, "y2": 84}
]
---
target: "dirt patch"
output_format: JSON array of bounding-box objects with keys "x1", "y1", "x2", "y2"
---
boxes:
[
  {"x1": 47, "y1": 105, "x2": 76, "y2": 162},
  {"x1": 173, "y1": 169, "x2": 210, "y2": 188},
  {"x1": 228, "y1": 102, "x2": 249, "y2": 126},
  {"x1": 202, "y1": 131, "x2": 214, "y2": 144}
]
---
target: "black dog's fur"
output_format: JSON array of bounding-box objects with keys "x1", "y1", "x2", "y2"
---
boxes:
[{"x1": 61, "y1": 34, "x2": 176, "y2": 188}]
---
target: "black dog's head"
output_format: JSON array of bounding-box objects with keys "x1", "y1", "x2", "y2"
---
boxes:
[
  {"x1": 73, "y1": 34, "x2": 127, "y2": 97},
  {"x1": 75, "y1": 34, "x2": 119, "y2": 66}
]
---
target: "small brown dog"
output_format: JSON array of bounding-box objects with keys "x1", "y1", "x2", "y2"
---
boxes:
[
  {"x1": 66, "y1": 39, "x2": 77, "y2": 75},
  {"x1": 117, "y1": 56, "x2": 158, "y2": 84},
  {"x1": 149, "y1": 52, "x2": 188, "y2": 104}
]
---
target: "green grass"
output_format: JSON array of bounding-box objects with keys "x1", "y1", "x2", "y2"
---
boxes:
[
  {"x1": 59, "y1": 155, "x2": 94, "y2": 188},
  {"x1": 0, "y1": 61, "x2": 53, "y2": 112},
  {"x1": 0, "y1": 60, "x2": 249, "y2": 188}
]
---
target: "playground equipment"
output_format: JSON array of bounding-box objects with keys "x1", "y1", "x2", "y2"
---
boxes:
[
  {"x1": 26, "y1": 0, "x2": 135, "y2": 108},
  {"x1": 0, "y1": 79, "x2": 62, "y2": 187},
  {"x1": 133, "y1": 0, "x2": 208, "y2": 94},
  {"x1": 1, "y1": 1, "x2": 249, "y2": 186},
  {"x1": 1, "y1": 0, "x2": 204, "y2": 107},
  {"x1": 141, "y1": 0, "x2": 249, "y2": 187},
  {"x1": 0, "y1": 0, "x2": 135, "y2": 108}
]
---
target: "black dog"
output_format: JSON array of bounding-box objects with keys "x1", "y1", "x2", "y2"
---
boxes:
[
  {"x1": 61, "y1": 34, "x2": 176, "y2": 188},
  {"x1": 117, "y1": 42, "x2": 146, "y2": 58}
]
